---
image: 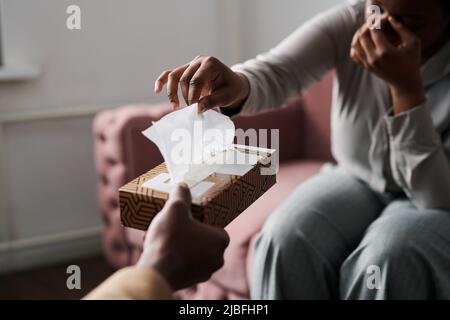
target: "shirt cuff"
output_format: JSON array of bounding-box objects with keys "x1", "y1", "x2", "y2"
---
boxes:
[
  {"x1": 230, "y1": 65, "x2": 261, "y2": 115},
  {"x1": 384, "y1": 103, "x2": 441, "y2": 149}
]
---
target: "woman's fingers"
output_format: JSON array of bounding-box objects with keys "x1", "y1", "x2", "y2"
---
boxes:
[
  {"x1": 188, "y1": 58, "x2": 219, "y2": 105},
  {"x1": 370, "y1": 27, "x2": 394, "y2": 52},
  {"x1": 167, "y1": 65, "x2": 189, "y2": 109},
  {"x1": 388, "y1": 16, "x2": 418, "y2": 48},
  {"x1": 359, "y1": 28, "x2": 376, "y2": 60},
  {"x1": 352, "y1": 42, "x2": 368, "y2": 68},
  {"x1": 155, "y1": 57, "x2": 217, "y2": 108},
  {"x1": 155, "y1": 70, "x2": 171, "y2": 93},
  {"x1": 155, "y1": 56, "x2": 249, "y2": 113},
  {"x1": 198, "y1": 87, "x2": 232, "y2": 112},
  {"x1": 179, "y1": 61, "x2": 202, "y2": 105},
  {"x1": 351, "y1": 30, "x2": 369, "y2": 68},
  {"x1": 350, "y1": 48, "x2": 363, "y2": 66}
]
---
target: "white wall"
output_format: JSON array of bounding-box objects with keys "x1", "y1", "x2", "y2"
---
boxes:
[
  {"x1": 0, "y1": 0, "x2": 341, "y2": 272},
  {"x1": 0, "y1": 0, "x2": 233, "y2": 113},
  {"x1": 239, "y1": 0, "x2": 342, "y2": 59}
]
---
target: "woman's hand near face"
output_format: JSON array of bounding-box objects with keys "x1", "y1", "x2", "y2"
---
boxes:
[
  {"x1": 155, "y1": 56, "x2": 250, "y2": 113},
  {"x1": 351, "y1": 16, "x2": 426, "y2": 114}
]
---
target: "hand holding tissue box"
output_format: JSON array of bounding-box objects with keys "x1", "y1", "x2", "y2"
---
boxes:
[{"x1": 119, "y1": 104, "x2": 277, "y2": 230}]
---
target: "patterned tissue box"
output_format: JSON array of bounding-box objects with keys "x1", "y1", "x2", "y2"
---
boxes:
[{"x1": 119, "y1": 145, "x2": 277, "y2": 230}]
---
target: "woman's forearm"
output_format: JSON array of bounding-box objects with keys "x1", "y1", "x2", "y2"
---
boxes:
[
  {"x1": 390, "y1": 78, "x2": 426, "y2": 115},
  {"x1": 229, "y1": 2, "x2": 359, "y2": 115}
]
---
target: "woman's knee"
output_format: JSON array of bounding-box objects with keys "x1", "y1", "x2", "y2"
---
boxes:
[
  {"x1": 251, "y1": 208, "x2": 342, "y2": 299},
  {"x1": 257, "y1": 207, "x2": 307, "y2": 252},
  {"x1": 256, "y1": 203, "x2": 347, "y2": 266},
  {"x1": 340, "y1": 205, "x2": 450, "y2": 298},
  {"x1": 343, "y1": 209, "x2": 423, "y2": 269}
]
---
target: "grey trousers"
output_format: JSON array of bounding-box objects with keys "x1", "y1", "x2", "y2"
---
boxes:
[{"x1": 250, "y1": 165, "x2": 450, "y2": 300}]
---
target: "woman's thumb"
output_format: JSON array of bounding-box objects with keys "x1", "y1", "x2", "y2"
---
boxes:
[{"x1": 198, "y1": 89, "x2": 233, "y2": 112}]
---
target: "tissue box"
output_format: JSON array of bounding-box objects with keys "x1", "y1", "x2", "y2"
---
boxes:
[{"x1": 119, "y1": 145, "x2": 276, "y2": 230}]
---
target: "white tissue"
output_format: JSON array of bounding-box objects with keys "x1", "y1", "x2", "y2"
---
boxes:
[{"x1": 142, "y1": 104, "x2": 236, "y2": 183}]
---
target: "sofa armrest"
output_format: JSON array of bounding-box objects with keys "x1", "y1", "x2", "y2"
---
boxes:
[{"x1": 92, "y1": 103, "x2": 171, "y2": 267}]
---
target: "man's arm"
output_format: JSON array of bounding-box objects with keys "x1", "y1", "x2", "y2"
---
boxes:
[{"x1": 83, "y1": 267, "x2": 172, "y2": 300}]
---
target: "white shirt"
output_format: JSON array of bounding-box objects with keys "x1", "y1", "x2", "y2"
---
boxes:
[{"x1": 231, "y1": 0, "x2": 450, "y2": 210}]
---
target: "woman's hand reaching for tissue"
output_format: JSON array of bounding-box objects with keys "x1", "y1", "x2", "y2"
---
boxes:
[{"x1": 155, "y1": 56, "x2": 250, "y2": 113}]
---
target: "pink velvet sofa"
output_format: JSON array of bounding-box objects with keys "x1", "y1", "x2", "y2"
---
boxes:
[{"x1": 93, "y1": 73, "x2": 334, "y2": 299}]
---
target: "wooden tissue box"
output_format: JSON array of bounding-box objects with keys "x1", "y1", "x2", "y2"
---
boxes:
[{"x1": 119, "y1": 145, "x2": 277, "y2": 230}]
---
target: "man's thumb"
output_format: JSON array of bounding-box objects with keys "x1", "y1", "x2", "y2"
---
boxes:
[{"x1": 169, "y1": 183, "x2": 191, "y2": 204}]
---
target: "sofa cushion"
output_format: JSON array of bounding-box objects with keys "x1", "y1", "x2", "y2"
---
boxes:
[{"x1": 177, "y1": 160, "x2": 326, "y2": 299}]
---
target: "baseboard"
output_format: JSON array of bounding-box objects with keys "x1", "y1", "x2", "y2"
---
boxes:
[{"x1": 0, "y1": 226, "x2": 103, "y2": 274}]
